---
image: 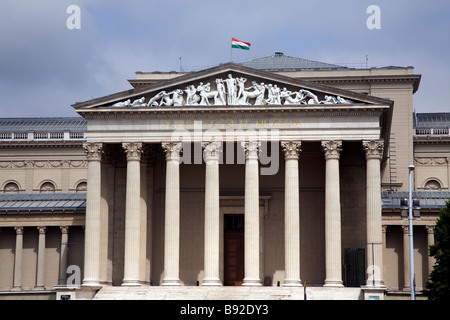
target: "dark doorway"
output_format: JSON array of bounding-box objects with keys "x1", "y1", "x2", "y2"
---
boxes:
[
  {"x1": 224, "y1": 214, "x2": 244, "y2": 286},
  {"x1": 344, "y1": 248, "x2": 366, "y2": 287}
]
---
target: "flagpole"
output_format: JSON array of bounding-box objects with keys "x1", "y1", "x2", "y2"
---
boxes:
[{"x1": 230, "y1": 37, "x2": 233, "y2": 62}]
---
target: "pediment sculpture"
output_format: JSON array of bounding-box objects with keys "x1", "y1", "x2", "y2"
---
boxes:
[{"x1": 110, "y1": 73, "x2": 354, "y2": 108}]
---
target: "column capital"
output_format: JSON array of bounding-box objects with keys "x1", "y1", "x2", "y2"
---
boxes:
[
  {"x1": 426, "y1": 225, "x2": 435, "y2": 234},
  {"x1": 241, "y1": 140, "x2": 261, "y2": 160},
  {"x1": 14, "y1": 226, "x2": 24, "y2": 235},
  {"x1": 37, "y1": 226, "x2": 46, "y2": 234},
  {"x1": 83, "y1": 142, "x2": 103, "y2": 161},
  {"x1": 202, "y1": 140, "x2": 222, "y2": 161},
  {"x1": 321, "y1": 140, "x2": 342, "y2": 160},
  {"x1": 402, "y1": 225, "x2": 409, "y2": 234},
  {"x1": 281, "y1": 141, "x2": 302, "y2": 160},
  {"x1": 122, "y1": 142, "x2": 143, "y2": 161},
  {"x1": 162, "y1": 142, "x2": 183, "y2": 161},
  {"x1": 60, "y1": 226, "x2": 69, "y2": 234},
  {"x1": 363, "y1": 140, "x2": 384, "y2": 160}
]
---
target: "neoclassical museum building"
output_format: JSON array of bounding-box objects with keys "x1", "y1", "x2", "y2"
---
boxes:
[{"x1": 0, "y1": 53, "x2": 449, "y2": 300}]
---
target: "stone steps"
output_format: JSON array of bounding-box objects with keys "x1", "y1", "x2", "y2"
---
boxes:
[{"x1": 92, "y1": 285, "x2": 363, "y2": 300}]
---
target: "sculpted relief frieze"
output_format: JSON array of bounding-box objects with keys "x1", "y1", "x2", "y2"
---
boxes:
[{"x1": 109, "y1": 73, "x2": 355, "y2": 108}]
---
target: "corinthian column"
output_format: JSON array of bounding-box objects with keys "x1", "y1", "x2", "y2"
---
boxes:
[
  {"x1": 426, "y1": 225, "x2": 436, "y2": 280},
  {"x1": 59, "y1": 226, "x2": 69, "y2": 285},
  {"x1": 202, "y1": 140, "x2": 222, "y2": 286},
  {"x1": 281, "y1": 141, "x2": 302, "y2": 286},
  {"x1": 162, "y1": 142, "x2": 183, "y2": 286},
  {"x1": 122, "y1": 142, "x2": 143, "y2": 286},
  {"x1": 402, "y1": 225, "x2": 411, "y2": 290},
  {"x1": 82, "y1": 142, "x2": 103, "y2": 286},
  {"x1": 35, "y1": 226, "x2": 46, "y2": 290},
  {"x1": 322, "y1": 140, "x2": 344, "y2": 287},
  {"x1": 241, "y1": 140, "x2": 262, "y2": 286},
  {"x1": 12, "y1": 226, "x2": 24, "y2": 291},
  {"x1": 363, "y1": 139, "x2": 385, "y2": 287}
]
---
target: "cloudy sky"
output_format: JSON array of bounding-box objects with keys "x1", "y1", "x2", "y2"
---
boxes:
[{"x1": 0, "y1": 0, "x2": 449, "y2": 117}]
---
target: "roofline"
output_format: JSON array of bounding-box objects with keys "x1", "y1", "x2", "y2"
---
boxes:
[{"x1": 73, "y1": 62, "x2": 394, "y2": 110}]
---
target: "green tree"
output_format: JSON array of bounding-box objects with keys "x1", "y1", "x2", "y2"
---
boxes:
[{"x1": 425, "y1": 200, "x2": 450, "y2": 300}]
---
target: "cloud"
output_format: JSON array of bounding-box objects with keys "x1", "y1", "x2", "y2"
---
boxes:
[{"x1": 0, "y1": 0, "x2": 449, "y2": 117}]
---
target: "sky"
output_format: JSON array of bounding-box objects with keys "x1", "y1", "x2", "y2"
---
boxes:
[{"x1": 0, "y1": 0, "x2": 449, "y2": 118}]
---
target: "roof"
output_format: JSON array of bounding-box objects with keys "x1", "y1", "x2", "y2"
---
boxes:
[
  {"x1": 382, "y1": 190, "x2": 450, "y2": 210},
  {"x1": 0, "y1": 193, "x2": 86, "y2": 213},
  {"x1": 0, "y1": 117, "x2": 86, "y2": 132},
  {"x1": 239, "y1": 52, "x2": 347, "y2": 71},
  {"x1": 414, "y1": 113, "x2": 450, "y2": 128}
]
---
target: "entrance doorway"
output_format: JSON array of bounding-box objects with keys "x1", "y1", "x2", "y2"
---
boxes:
[{"x1": 223, "y1": 214, "x2": 244, "y2": 286}]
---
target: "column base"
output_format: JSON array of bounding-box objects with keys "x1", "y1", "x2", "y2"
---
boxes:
[
  {"x1": 202, "y1": 278, "x2": 222, "y2": 286},
  {"x1": 162, "y1": 278, "x2": 182, "y2": 286},
  {"x1": 283, "y1": 279, "x2": 302, "y2": 287},
  {"x1": 82, "y1": 279, "x2": 101, "y2": 287},
  {"x1": 242, "y1": 278, "x2": 262, "y2": 286},
  {"x1": 121, "y1": 280, "x2": 141, "y2": 287},
  {"x1": 10, "y1": 286, "x2": 22, "y2": 292},
  {"x1": 323, "y1": 280, "x2": 344, "y2": 287},
  {"x1": 33, "y1": 286, "x2": 45, "y2": 291}
]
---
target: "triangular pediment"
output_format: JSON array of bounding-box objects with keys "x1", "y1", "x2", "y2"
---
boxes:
[{"x1": 73, "y1": 63, "x2": 391, "y2": 110}]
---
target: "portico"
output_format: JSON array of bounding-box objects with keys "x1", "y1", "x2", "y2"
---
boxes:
[{"x1": 74, "y1": 63, "x2": 392, "y2": 291}]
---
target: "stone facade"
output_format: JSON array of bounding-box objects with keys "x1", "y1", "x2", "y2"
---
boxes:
[{"x1": 0, "y1": 59, "x2": 448, "y2": 300}]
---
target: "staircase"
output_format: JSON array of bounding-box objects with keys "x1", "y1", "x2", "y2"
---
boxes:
[{"x1": 92, "y1": 285, "x2": 363, "y2": 300}]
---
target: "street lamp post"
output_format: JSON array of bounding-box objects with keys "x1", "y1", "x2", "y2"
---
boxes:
[{"x1": 408, "y1": 165, "x2": 415, "y2": 300}]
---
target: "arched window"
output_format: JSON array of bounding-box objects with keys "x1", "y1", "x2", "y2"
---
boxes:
[
  {"x1": 3, "y1": 182, "x2": 19, "y2": 193},
  {"x1": 40, "y1": 182, "x2": 56, "y2": 193},
  {"x1": 76, "y1": 181, "x2": 87, "y2": 193},
  {"x1": 424, "y1": 179, "x2": 441, "y2": 190}
]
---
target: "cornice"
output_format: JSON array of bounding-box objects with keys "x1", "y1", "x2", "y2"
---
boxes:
[
  {"x1": 303, "y1": 74, "x2": 422, "y2": 93},
  {"x1": 78, "y1": 104, "x2": 389, "y2": 120},
  {"x1": 0, "y1": 140, "x2": 85, "y2": 149},
  {"x1": 413, "y1": 136, "x2": 450, "y2": 144}
]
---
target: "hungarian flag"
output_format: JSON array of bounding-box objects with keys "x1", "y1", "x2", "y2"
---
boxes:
[{"x1": 232, "y1": 38, "x2": 251, "y2": 50}]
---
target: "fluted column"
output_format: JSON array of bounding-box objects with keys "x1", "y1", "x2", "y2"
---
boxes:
[
  {"x1": 322, "y1": 140, "x2": 344, "y2": 287},
  {"x1": 241, "y1": 140, "x2": 262, "y2": 286},
  {"x1": 35, "y1": 226, "x2": 46, "y2": 289},
  {"x1": 59, "y1": 226, "x2": 69, "y2": 285},
  {"x1": 12, "y1": 226, "x2": 24, "y2": 291},
  {"x1": 202, "y1": 140, "x2": 222, "y2": 286},
  {"x1": 162, "y1": 142, "x2": 183, "y2": 286},
  {"x1": 281, "y1": 141, "x2": 302, "y2": 286},
  {"x1": 82, "y1": 142, "x2": 103, "y2": 286},
  {"x1": 363, "y1": 140, "x2": 385, "y2": 287},
  {"x1": 122, "y1": 142, "x2": 143, "y2": 286}
]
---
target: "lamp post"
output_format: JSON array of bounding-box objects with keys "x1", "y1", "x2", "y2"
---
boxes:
[{"x1": 408, "y1": 165, "x2": 415, "y2": 300}]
